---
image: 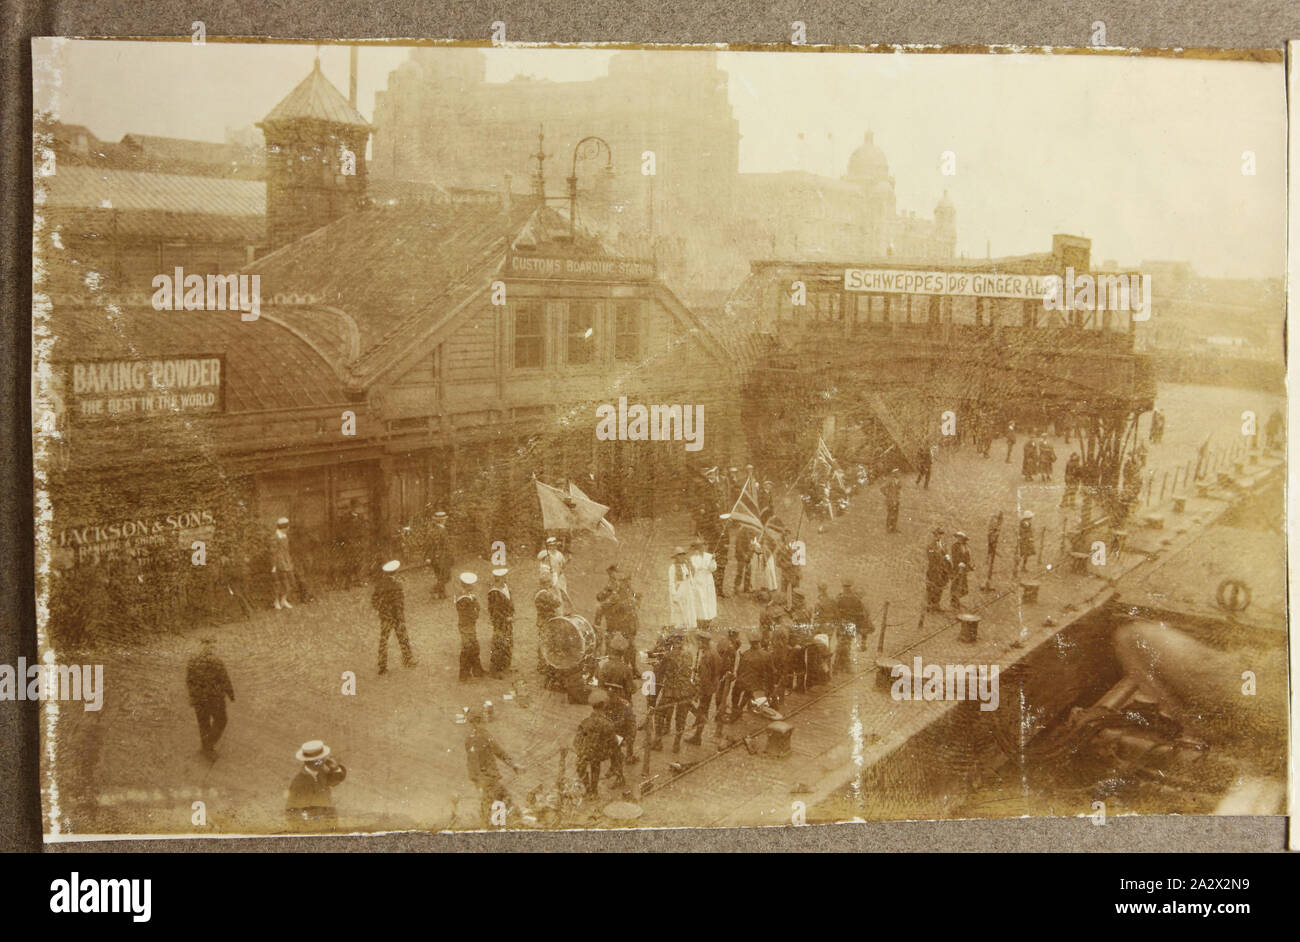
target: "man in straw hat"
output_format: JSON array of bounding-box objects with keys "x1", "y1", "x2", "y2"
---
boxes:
[
  {"x1": 372, "y1": 560, "x2": 416, "y2": 675},
  {"x1": 285, "y1": 740, "x2": 347, "y2": 827},
  {"x1": 487, "y1": 568, "x2": 514, "y2": 677},
  {"x1": 455, "y1": 572, "x2": 487, "y2": 681}
]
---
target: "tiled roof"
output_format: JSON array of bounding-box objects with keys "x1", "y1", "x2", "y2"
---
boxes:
[
  {"x1": 250, "y1": 199, "x2": 546, "y2": 359},
  {"x1": 261, "y1": 60, "x2": 370, "y2": 129},
  {"x1": 43, "y1": 165, "x2": 265, "y2": 217},
  {"x1": 46, "y1": 303, "x2": 349, "y2": 414}
]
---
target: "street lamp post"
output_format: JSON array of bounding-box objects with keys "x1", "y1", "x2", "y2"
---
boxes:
[{"x1": 566, "y1": 136, "x2": 614, "y2": 241}]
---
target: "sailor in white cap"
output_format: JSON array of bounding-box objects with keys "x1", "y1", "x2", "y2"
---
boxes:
[
  {"x1": 455, "y1": 572, "x2": 487, "y2": 681},
  {"x1": 487, "y1": 568, "x2": 514, "y2": 677},
  {"x1": 285, "y1": 740, "x2": 347, "y2": 826},
  {"x1": 372, "y1": 560, "x2": 416, "y2": 675},
  {"x1": 540, "y1": 536, "x2": 568, "y2": 600},
  {"x1": 427, "y1": 511, "x2": 452, "y2": 600},
  {"x1": 271, "y1": 516, "x2": 295, "y2": 610}
]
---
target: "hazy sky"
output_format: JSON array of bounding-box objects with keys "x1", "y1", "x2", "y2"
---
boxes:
[{"x1": 34, "y1": 39, "x2": 1285, "y2": 278}]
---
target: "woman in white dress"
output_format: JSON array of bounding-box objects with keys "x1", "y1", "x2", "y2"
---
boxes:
[
  {"x1": 668, "y1": 547, "x2": 698, "y2": 631},
  {"x1": 688, "y1": 538, "x2": 717, "y2": 626}
]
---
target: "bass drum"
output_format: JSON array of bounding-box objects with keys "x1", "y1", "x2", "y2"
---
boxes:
[{"x1": 541, "y1": 614, "x2": 597, "y2": 671}]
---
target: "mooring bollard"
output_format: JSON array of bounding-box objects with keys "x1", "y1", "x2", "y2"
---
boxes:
[
  {"x1": 957, "y1": 613, "x2": 980, "y2": 643},
  {"x1": 1172, "y1": 496, "x2": 1186, "y2": 513},
  {"x1": 875, "y1": 657, "x2": 903, "y2": 691},
  {"x1": 1021, "y1": 581, "x2": 1041, "y2": 604}
]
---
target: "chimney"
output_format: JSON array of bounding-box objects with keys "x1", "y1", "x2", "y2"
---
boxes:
[{"x1": 349, "y1": 46, "x2": 358, "y2": 109}]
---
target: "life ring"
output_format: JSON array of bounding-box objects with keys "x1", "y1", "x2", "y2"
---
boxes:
[{"x1": 1215, "y1": 579, "x2": 1251, "y2": 613}]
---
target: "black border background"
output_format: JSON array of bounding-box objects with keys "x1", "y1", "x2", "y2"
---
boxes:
[{"x1": 2, "y1": 0, "x2": 1295, "y2": 854}]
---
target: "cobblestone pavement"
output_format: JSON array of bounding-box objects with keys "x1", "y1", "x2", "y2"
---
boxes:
[{"x1": 45, "y1": 383, "x2": 1283, "y2": 835}]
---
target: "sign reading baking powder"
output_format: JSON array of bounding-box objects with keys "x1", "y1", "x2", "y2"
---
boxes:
[
  {"x1": 65, "y1": 355, "x2": 225, "y2": 418},
  {"x1": 508, "y1": 254, "x2": 656, "y2": 281},
  {"x1": 843, "y1": 268, "x2": 1060, "y2": 300}
]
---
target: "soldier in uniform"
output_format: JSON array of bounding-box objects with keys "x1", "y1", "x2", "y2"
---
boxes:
[
  {"x1": 713, "y1": 514, "x2": 731, "y2": 599},
  {"x1": 651, "y1": 630, "x2": 694, "y2": 753},
  {"x1": 685, "y1": 629, "x2": 724, "y2": 745},
  {"x1": 598, "y1": 635, "x2": 638, "y2": 763},
  {"x1": 427, "y1": 511, "x2": 452, "y2": 600},
  {"x1": 949, "y1": 533, "x2": 972, "y2": 611},
  {"x1": 1038, "y1": 438, "x2": 1056, "y2": 482},
  {"x1": 925, "y1": 528, "x2": 951, "y2": 612},
  {"x1": 464, "y1": 706, "x2": 521, "y2": 827},
  {"x1": 285, "y1": 740, "x2": 347, "y2": 828},
  {"x1": 729, "y1": 632, "x2": 773, "y2": 722},
  {"x1": 1018, "y1": 511, "x2": 1036, "y2": 573},
  {"x1": 534, "y1": 572, "x2": 564, "y2": 687},
  {"x1": 186, "y1": 637, "x2": 234, "y2": 758},
  {"x1": 455, "y1": 572, "x2": 487, "y2": 681},
  {"x1": 834, "y1": 580, "x2": 870, "y2": 673},
  {"x1": 732, "y1": 528, "x2": 755, "y2": 596},
  {"x1": 881, "y1": 468, "x2": 902, "y2": 533},
  {"x1": 983, "y1": 511, "x2": 1003, "y2": 589},
  {"x1": 372, "y1": 559, "x2": 417, "y2": 675},
  {"x1": 1005, "y1": 421, "x2": 1017, "y2": 463},
  {"x1": 574, "y1": 690, "x2": 623, "y2": 797},
  {"x1": 487, "y1": 567, "x2": 514, "y2": 677}
]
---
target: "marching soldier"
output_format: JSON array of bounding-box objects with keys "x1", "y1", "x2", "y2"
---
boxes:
[
  {"x1": 455, "y1": 572, "x2": 487, "y2": 681},
  {"x1": 685, "y1": 629, "x2": 723, "y2": 745},
  {"x1": 465, "y1": 706, "x2": 521, "y2": 827},
  {"x1": 574, "y1": 690, "x2": 623, "y2": 797},
  {"x1": 652, "y1": 630, "x2": 694, "y2": 753},
  {"x1": 915, "y1": 443, "x2": 933, "y2": 489},
  {"x1": 487, "y1": 567, "x2": 514, "y2": 677},
  {"x1": 599, "y1": 634, "x2": 638, "y2": 762},
  {"x1": 373, "y1": 559, "x2": 417, "y2": 675},
  {"x1": 186, "y1": 637, "x2": 234, "y2": 758}
]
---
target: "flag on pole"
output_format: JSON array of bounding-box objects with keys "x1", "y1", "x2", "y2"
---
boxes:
[
  {"x1": 727, "y1": 475, "x2": 786, "y2": 541},
  {"x1": 569, "y1": 482, "x2": 617, "y2": 542}
]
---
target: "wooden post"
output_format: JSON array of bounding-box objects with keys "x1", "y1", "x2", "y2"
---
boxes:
[
  {"x1": 1159, "y1": 471, "x2": 1169, "y2": 502},
  {"x1": 876, "y1": 602, "x2": 889, "y2": 655}
]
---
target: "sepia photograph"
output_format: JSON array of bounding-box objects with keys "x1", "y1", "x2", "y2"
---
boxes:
[{"x1": 29, "y1": 38, "x2": 1288, "y2": 838}]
